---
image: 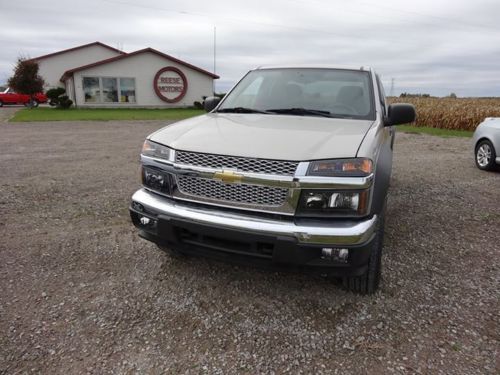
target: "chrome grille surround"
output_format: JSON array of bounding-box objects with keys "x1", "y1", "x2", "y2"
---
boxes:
[
  {"x1": 175, "y1": 150, "x2": 299, "y2": 176},
  {"x1": 177, "y1": 175, "x2": 289, "y2": 207},
  {"x1": 140, "y1": 152, "x2": 374, "y2": 215}
]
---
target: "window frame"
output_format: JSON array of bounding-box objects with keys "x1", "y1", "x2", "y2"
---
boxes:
[
  {"x1": 218, "y1": 68, "x2": 376, "y2": 120},
  {"x1": 375, "y1": 74, "x2": 387, "y2": 117},
  {"x1": 118, "y1": 77, "x2": 137, "y2": 104},
  {"x1": 82, "y1": 76, "x2": 137, "y2": 104}
]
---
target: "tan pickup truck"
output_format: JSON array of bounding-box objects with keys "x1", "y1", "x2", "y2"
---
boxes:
[{"x1": 129, "y1": 66, "x2": 415, "y2": 294}]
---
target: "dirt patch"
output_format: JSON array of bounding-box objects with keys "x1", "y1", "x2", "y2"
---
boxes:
[{"x1": 0, "y1": 121, "x2": 498, "y2": 374}]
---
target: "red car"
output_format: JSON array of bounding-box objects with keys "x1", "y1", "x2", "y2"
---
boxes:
[{"x1": 0, "y1": 88, "x2": 48, "y2": 107}]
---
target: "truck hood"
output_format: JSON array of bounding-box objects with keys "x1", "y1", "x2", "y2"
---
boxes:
[{"x1": 149, "y1": 113, "x2": 375, "y2": 161}]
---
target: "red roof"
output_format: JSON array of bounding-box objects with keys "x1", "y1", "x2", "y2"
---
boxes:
[
  {"x1": 29, "y1": 42, "x2": 125, "y2": 62},
  {"x1": 60, "y1": 47, "x2": 219, "y2": 81}
]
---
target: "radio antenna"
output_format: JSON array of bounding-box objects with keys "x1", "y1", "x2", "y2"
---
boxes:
[{"x1": 213, "y1": 25, "x2": 217, "y2": 95}]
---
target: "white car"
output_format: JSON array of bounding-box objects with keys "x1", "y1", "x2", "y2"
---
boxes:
[{"x1": 473, "y1": 118, "x2": 500, "y2": 171}]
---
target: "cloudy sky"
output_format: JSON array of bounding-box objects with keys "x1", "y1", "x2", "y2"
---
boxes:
[{"x1": 1, "y1": 0, "x2": 500, "y2": 96}]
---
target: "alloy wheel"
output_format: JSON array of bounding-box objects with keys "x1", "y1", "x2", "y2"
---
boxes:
[{"x1": 476, "y1": 144, "x2": 491, "y2": 167}]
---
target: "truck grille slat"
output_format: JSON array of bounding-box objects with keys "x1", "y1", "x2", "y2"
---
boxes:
[
  {"x1": 175, "y1": 151, "x2": 298, "y2": 176},
  {"x1": 177, "y1": 176, "x2": 288, "y2": 207}
]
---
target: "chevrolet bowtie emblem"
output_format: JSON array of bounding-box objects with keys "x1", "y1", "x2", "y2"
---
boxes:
[{"x1": 213, "y1": 170, "x2": 243, "y2": 184}]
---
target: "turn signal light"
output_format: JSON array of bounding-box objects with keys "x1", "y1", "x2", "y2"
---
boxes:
[{"x1": 308, "y1": 158, "x2": 373, "y2": 177}]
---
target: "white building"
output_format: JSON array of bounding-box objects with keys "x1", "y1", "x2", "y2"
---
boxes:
[{"x1": 31, "y1": 42, "x2": 218, "y2": 108}]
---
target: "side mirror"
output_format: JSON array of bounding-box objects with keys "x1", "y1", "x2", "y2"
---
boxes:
[
  {"x1": 385, "y1": 103, "x2": 416, "y2": 126},
  {"x1": 203, "y1": 96, "x2": 221, "y2": 112}
]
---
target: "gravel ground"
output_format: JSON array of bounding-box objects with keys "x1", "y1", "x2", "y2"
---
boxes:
[
  {"x1": 0, "y1": 107, "x2": 20, "y2": 123},
  {"x1": 0, "y1": 119, "x2": 498, "y2": 374}
]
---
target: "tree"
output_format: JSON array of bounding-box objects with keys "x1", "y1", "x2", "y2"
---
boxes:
[{"x1": 8, "y1": 58, "x2": 45, "y2": 108}]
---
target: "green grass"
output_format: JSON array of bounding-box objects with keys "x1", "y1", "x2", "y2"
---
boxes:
[
  {"x1": 9, "y1": 109, "x2": 476, "y2": 139},
  {"x1": 398, "y1": 125, "x2": 473, "y2": 138},
  {"x1": 10, "y1": 107, "x2": 205, "y2": 122}
]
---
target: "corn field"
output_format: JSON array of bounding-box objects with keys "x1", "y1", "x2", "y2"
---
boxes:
[{"x1": 387, "y1": 97, "x2": 500, "y2": 131}]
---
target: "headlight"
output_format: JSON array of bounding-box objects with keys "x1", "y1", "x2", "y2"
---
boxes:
[
  {"x1": 307, "y1": 158, "x2": 372, "y2": 177},
  {"x1": 141, "y1": 166, "x2": 174, "y2": 195},
  {"x1": 297, "y1": 190, "x2": 369, "y2": 217},
  {"x1": 141, "y1": 139, "x2": 173, "y2": 160}
]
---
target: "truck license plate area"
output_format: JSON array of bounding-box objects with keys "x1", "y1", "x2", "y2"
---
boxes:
[
  {"x1": 176, "y1": 227, "x2": 274, "y2": 259},
  {"x1": 158, "y1": 217, "x2": 275, "y2": 259}
]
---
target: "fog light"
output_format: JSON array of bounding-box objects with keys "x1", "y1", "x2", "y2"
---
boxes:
[
  {"x1": 140, "y1": 216, "x2": 151, "y2": 225},
  {"x1": 321, "y1": 247, "x2": 349, "y2": 262},
  {"x1": 337, "y1": 248, "x2": 349, "y2": 261}
]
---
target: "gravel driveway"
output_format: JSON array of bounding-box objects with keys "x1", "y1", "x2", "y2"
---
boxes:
[{"x1": 0, "y1": 120, "x2": 498, "y2": 374}]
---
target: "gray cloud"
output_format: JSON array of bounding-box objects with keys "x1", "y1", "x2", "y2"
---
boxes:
[{"x1": 1, "y1": 0, "x2": 499, "y2": 96}]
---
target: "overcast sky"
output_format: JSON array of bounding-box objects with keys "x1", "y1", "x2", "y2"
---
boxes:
[{"x1": 1, "y1": 0, "x2": 500, "y2": 96}]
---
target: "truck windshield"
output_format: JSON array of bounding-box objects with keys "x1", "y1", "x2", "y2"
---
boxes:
[{"x1": 218, "y1": 68, "x2": 375, "y2": 120}]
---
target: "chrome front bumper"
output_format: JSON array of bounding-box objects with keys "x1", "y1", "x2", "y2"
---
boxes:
[{"x1": 130, "y1": 189, "x2": 377, "y2": 246}]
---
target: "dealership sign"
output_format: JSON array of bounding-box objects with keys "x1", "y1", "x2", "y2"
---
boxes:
[{"x1": 154, "y1": 66, "x2": 188, "y2": 103}]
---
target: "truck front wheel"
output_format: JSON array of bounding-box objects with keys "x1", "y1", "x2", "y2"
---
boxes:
[{"x1": 342, "y1": 209, "x2": 385, "y2": 295}]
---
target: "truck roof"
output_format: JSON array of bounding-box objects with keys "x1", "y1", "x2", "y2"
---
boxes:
[{"x1": 254, "y1": 64, "x2": 373, "y2": 72}]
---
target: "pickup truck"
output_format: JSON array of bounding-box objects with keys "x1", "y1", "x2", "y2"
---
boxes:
[
  {"x1": 0, "y1": 88, "x2": 47, "y2": 107},
  {"x1": 129, "y1": 66, "x2": 415, "y2": 294}
]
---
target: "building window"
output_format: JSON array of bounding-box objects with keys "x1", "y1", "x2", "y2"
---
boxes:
[
  {"x1": 83, "y1": 77, "x2": 100, "y2": 103},
  {"x1": 82, "y1": 77, "x2": 136, "y2": 104},
  {"x1": 120, "y1": 78, "x2": 136, "y2": 103},
  {"x1": 102, "y1": 78, "x2": 118, "y2": 103}
]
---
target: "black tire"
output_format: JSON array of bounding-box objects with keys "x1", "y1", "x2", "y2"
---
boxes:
[
  {"x1": 157, "y1": 245, "x2": 187, "y2": 259},
  {"x1": 475, "y1": 139, "x2": 496, "y2": 171},
  {"x1": 342, "y1": 209, "x2": 385, "y2": 295},
  {"x1": 0, "y1": 101, "x2": 3, "y2": 107},
  {"x1": 24, "y1": 99, "x2": 39, "y2": 108}
]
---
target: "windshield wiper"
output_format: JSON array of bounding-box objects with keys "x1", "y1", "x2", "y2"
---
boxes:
[
  {"x1": 216, "y1": 107, "x2": 271, "y2": 114},
  {"x1": 267, "y1": 108, "x2": 351, "y2": 118}
]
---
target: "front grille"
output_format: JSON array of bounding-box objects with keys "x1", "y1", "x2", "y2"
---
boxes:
[
  {"x1": 175, "y1": 151, "x2": 299, "y2": 176},
  {"x1": 177, "y1": 175, "x2": 288, "y2": 206}
]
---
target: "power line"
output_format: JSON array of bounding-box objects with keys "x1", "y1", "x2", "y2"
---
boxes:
[
  {"x1": 99, "y1": 0, "x2": 470, "y2": 49},
  {"x1": 356, "y1": 1, "x2": 499, "y2": 33},
  {"x1": 286, "y1": 0, "x2": 500, "y2": 35}
]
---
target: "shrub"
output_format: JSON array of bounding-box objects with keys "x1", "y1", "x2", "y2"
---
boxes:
[
  {"x1": 193, "y1": 101, "x2": 203, "y2": 109},
  {"x1": 46, "y1": 87, "x2": 66, "y2": 106},
  {"x1": 57, "y1": 95, "x2": 73, "y2": 109}
]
